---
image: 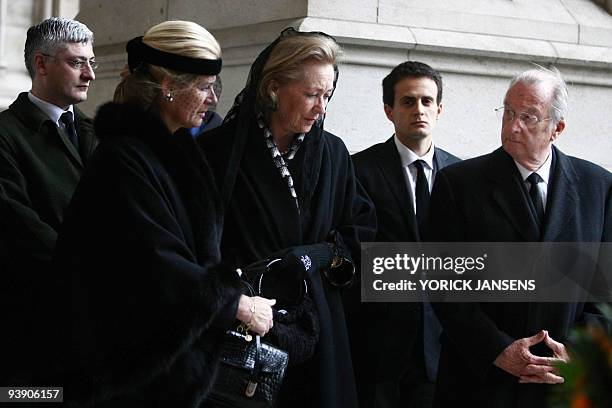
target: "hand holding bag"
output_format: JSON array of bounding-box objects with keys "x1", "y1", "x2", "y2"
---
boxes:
[{"x1": 208, "y1": 278, "x2": 288, "y2": 408}]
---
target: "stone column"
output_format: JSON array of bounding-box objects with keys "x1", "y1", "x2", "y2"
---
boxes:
[
  {"x1": 0, "y1": 0, "x2": 83, "y2": 110},
  {"x1": 77, "y1": 0, "x2": 612, "y2": 169},
  {"x1": 0, "y1": 0, "x2": 34, "y2": 109}
]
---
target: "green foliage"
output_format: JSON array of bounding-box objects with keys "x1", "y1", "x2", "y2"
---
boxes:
[{"x1": 549, "y1": 304, "x2": 612, "y2": 408}]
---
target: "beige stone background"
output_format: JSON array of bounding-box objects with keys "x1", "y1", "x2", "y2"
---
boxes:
[{"x1": 1, "y1": 0, "x2": 611, "y2": 169}]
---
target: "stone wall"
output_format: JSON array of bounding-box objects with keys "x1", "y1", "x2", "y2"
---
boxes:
[
  {"x1": 70, "y1": 1, "x2": 612, "y2": 170},
  {"x1": 0, "y1": 0, "x2": 80, "y2": 109}
]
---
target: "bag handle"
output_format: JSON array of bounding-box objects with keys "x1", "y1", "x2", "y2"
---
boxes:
[
  {"x1": 245, "y1": 335, "x2": 263, "y2": 397},
  {"x1": 234, "y1": 267, "x2": 266, "y2": 398},
  {"x1": 240, "y1": 258, "x2": 309, "y2": 299}
]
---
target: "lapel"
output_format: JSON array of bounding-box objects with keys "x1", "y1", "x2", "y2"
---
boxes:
[
  {"x1": 433, "y1": 148, "x2": 454, "y2": 170},
  {"x1": 11, "y1": 92, "x2": 84, "y2": 168},
  {"x1": 59, "y1": 124, "x2": 84, "y2": 167},
  {"x1": 541, "y1": 147, "x2": 577, "y2": 241},
  {"x1": 376, "y1": 137, "x2": 419, "y2": 239},
  {"x1": 74, "y1": 107, "x2": 97, "y2": 166},
  {"x1": 433, "y1": 147, "x2": 450, "y2": 177},
  {"x1": 487, "y1": 148, "x2": 540, "y2": 241}
]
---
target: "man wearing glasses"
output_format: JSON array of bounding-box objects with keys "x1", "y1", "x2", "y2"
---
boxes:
[
  {"x1": 427, "y1": 67, "x2": 611, "y2": 407},
  {"x1": 0, "y1": 17, "x2": 97, "y2": 384}
]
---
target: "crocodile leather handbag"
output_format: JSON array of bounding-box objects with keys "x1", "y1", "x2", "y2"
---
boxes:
[
  {"x1": 208, "y1": 329, "x2": 288, "y2": 407},
  {"x1": 208, "y1": 271, "x2": 289, "y2": 408}
]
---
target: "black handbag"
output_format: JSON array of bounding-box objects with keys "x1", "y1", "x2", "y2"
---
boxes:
[{"x1": 208, "y1": 274, "x2": 289, "y2": 408}]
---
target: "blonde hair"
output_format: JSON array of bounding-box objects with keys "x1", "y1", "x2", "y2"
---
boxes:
[
  {"x1": 258, "y1": 33, "x2": 340, "y2": 112},
  {"x1": 114, "y1": 20, "x2": 221, "y2": 110},
  {"x1": 144, "y1": 20, "x2": 220, "y2": 60}
]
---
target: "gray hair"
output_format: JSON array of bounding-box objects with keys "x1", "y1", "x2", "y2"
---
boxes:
[
  {"x1": 507, "y1": 66, "x2": 568, "y2": 126},
  {"x1": 24, "y1": 17, "x2": 94, "y2": 79}
]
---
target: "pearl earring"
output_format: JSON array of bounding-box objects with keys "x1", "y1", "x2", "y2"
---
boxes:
[{"x1": 165, "y1": 93, "x2": 173, "y2": 102}]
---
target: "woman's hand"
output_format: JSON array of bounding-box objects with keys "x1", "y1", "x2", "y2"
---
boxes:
[{"x1": 235, "y1": 295, "x2": 275, "y2": 336}]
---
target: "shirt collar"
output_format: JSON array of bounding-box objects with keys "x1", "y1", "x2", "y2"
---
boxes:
[
  {"x1": 27, "y1": 92, "x2": 74, "y2": 126},
  {"x1": 514, "y1": 148, "x2": 552, "y2": 185},
  {"x1": 394, "y1": 134, "x2": 435, "y2": 169}
]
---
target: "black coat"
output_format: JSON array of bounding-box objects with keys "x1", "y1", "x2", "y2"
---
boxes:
[
  {"x1": 0, "y1": 93, "x2": 97, "y2": 383},
  {"x1": 199, "y1": 119, "x2": 376, "y2": 408},
  {"x1": 53, "y1": 103, "x2": 242, "y2": 407},
  {"x1": 349, "y1": 137, "x2": 459, "y2": 406},
  {"x1": 427, "y1": 146, "x2": 611, "y2": 408}
]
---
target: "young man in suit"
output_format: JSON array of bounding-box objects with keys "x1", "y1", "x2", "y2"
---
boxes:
[
  {"x1": 0, "y1": 17, "x2": 97, "y2": 383},
  {"x1": 428, "y1": 67, "x2": 611, "y2": 408},
  {"x1": 349, "y1": 61, "x2": 460, "y2": 408}
]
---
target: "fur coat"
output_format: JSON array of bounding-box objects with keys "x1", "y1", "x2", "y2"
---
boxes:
[{"x1": 53, "y1": 103, "x2": 242, "y2": 407}]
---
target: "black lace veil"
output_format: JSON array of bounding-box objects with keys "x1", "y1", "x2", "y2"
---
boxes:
[{"x1": 221, "y1": 27, "x2": 340, "y2": 208}]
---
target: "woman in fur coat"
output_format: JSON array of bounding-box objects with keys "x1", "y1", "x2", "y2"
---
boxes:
[{"x1": 52, "y1": 21, "x2": 274, "y2": 408}]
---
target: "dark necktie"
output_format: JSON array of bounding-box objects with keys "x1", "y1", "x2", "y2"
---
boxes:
[
  {"x1": 414, "y1": 160, "x2": 430, "y2": 237},
  {"x1": 414, "y1": 160, "x2": 441, "y2": 381},
  {"x1": 60, "y1": 112, "x2": 79, "y2": 151},
  {"x1": 527, "y1": 173, "x2": 544, "y2": 226}
]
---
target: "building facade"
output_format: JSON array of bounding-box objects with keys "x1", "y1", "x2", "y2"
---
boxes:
[{"x1": 2, "y1": 1, "x2": 611, "y2": 168}]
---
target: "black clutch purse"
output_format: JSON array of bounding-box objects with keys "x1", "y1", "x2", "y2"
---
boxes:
[{"x1": 208, "y1": 273, "x2": 289, "y2": 408}]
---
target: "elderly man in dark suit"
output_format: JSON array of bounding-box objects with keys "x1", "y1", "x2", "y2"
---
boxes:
[
  {"x1": 348, "y1": 61, "x2": 459, "y2": 408},
  {"x1": 0, "y1": 17, "x2": 97, "y2": 384},
  {"x1": 428, "y1": 67, "x2": 611, "y2": 408}
]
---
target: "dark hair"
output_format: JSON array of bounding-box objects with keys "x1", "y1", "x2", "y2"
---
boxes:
[{"x1": 382, "y1": 61, "x2": 442, "y2": 107}]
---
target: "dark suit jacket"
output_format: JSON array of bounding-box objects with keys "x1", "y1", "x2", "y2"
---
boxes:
[
  {"x1": 427, "y1": 146, "x2": 611, "y2": 408},
  {"x1": 0, "y1": 92, "x2": 97, "y2": 383},
  {"x1": 348, "y1": 136, "x2": 459, "y2": 406}
]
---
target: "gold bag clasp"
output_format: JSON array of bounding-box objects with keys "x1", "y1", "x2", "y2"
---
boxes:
[{"x1": 245, "y1": 380, "x2": 258, "y2": 397}]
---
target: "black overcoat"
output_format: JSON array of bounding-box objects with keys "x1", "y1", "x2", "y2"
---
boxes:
[
  {"x1": 53, "y1": 103, "x2": 242, "y2": 408},
  {"x1": 199, "y1": 119, "x2": 376, "y2": 408},
  {"x1": 427, "y1": 146, "x2": 611, "y2": 408},
  {"x1": 0, "y1": 93, "x2": 97, "y2": 382}
]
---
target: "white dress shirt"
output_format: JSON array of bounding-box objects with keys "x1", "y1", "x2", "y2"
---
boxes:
[
  {"x1": 28, "y1": 92, "x2": 74, "y2": 133},
  {"x1": 394, "y1": 135, "x2": 435, "y2": 215},
  {"x1": 514, "y1": 149, "x2": 552, "y2": 211}
]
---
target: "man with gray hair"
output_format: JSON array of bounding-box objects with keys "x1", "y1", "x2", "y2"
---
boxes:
[
  {"x1": 427, "y1": 67, "x2": 611, "y2": 407},
  {"x1": 0, "y1": 17, "x2": 97, "y2": 383}
]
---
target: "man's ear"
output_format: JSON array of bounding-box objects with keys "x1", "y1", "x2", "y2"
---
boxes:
[
  {"x1": 550, "y1": 119, "x2": 565, "y2": 142},
  {"x1": 437, "y1": 102, "x2": 443, "y2": 118},
  {"x1": 383, "y1": 103, "x2": 394, "y2": 122},
  {"x1": 33, "y1": 53, "x2": 47, "y2": 77}
]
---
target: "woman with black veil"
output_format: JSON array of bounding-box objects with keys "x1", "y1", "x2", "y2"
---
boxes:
[{"x1": 198, "y1": 28, "x2": 376, "y2": 407}]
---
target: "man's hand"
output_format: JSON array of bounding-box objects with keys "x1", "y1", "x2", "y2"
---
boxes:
[
  {"x1": 518, "y1": 331, "x2": 569, "y2": 384},
  {"x1": 493, "y1": 330, "x2": 568, "y2": 384}
]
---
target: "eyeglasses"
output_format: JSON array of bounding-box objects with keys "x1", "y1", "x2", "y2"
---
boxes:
[
  {"x1": 42, "y1": 53, "x2": 98, "y2": 71},
  {"x1": 495, "y1": 107, "x2": 551, "y2": 129}
]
